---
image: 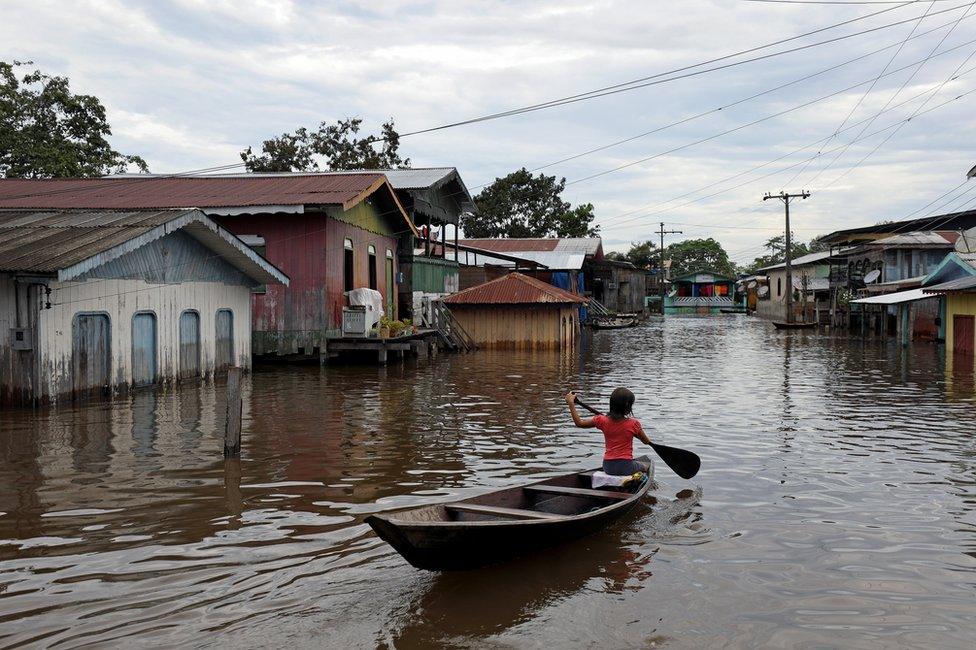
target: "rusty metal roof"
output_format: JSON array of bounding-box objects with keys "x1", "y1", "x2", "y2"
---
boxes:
[
  {"x1": 0, "y1": 209, "x2": 289, "y2": 285},
  {"x1": 0, "y1": 173, "x2": 387, "y2": 211},
  {"x1": 445, "y1": 272, "x2": 586, "y2": 305}
]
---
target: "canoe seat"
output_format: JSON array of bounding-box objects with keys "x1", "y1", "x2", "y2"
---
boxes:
[
  {"x1": 525, "y1": 485, "x2": 631, "y2": 500},
  {"x1": 445, "y1": 503, "x2": 563, "y2": 520}
]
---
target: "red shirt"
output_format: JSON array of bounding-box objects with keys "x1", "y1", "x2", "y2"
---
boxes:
[{"x1": 593, "y1": 415, "x2": 641, "y2": 460}]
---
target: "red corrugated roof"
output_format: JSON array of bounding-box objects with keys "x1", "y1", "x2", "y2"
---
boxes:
[
  {"x1": 460, "y1": 238, "x2": 560, "y2": 252},
  {"x1": 445, "y1": 272, "x2": 586, "y2": 305},
  {"x1": 0, "y1": 173, "x2": 387, "y2": 210}
]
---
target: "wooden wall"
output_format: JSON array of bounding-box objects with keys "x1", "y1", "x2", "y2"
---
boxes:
[
  {"x1": 216, "y1": 206, "x2": 400, "y2": 356},
  {"x1": 35, "y1": 278, "x2": 253, "y2": 402},
  {"x1": 0, "y1": 274, "x2": 39, "y2": 406},
  {"x1": 449, "y1": 305, "x2": 579, "y2": 349}
]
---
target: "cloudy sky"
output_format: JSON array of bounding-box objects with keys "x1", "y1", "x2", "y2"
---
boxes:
[{"x1": 4, "y1": 0, "x2": 976, "y2": 263}]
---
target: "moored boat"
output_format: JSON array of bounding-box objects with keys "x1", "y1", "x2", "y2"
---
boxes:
[
  {"x1": 772, "y1": 321, "x2": 816, "y2": 330},
  {"x1": 589, "y1": 316, "x2": 638, "y2": 330},
  {"x1": 365, "y1": 458, "x2": 653, "y2": 570}
]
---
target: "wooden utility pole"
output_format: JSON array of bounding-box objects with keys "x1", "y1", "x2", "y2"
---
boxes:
[
  {"x1": 657, "y1": 222, "x2": 683, "y2": 314},
  {"x1": 762, "y1": 191, "x2": 810, "y2": 324},
  {"x1": 224, "y1": 367, "x2": 243, "y2": 457}
]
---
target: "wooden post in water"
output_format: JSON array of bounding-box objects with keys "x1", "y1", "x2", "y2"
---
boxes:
[{"x1": 224, "y1": 366, "x2": 243, "y2": 457}]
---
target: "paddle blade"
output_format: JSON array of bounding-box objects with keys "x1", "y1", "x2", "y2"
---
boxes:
[{"x1": 650, "y1": 442, "x2": 700, "y2": 480}]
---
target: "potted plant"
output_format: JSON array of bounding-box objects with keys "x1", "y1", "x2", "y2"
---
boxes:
[{"x1": 378, "y1": 316, "x2": 392, "y2": 339}]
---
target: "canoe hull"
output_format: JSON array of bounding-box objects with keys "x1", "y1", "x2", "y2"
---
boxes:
[
  {"x1": 365, "y1": 463, "x2": 652, "y2": 571},
  {"x1": 366, "y1": 495, "x2": 644, "y2": 570},
  {"x1": 772, "y1": 321, "x2": 816, "y2": 330}
]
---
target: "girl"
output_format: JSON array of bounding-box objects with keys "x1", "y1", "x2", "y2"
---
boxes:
[{"x1": 565, "y1": 388, "x2": 652, "y2": 476}]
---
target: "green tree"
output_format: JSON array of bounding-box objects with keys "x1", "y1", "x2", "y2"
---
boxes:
[
  {"x1": 0, "y1": 60, "x2": 147, "y2": 178},
  {"x1": 745, "y1": 234, "x2": 827, "y2": 272},
  {"x1": 463, "y1": 168, "x2": 599, "y2": 238},
  {"x1": 622, "y1": 240, "x2": 658, "y2": 269},
  {"x1": 241, "y1": 118, "x2": 409, "y2": 171},
  {"x1": 665, "y1": 238, "x2": 735, "y2": 278}
]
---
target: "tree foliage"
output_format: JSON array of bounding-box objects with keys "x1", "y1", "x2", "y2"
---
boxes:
[
  {"x1": 665, "y1": 238, "x2": 735, "y2": 278},
  {"x1": 241, "y1": 118, "x2": 409, "y2": 171},
  {"x1": 608, "y1": 240, "x2": 658, "y2": 268},
  {"x1": 745, "y1": 233, "x2": 828, "y2": 272},
  {"x1": 463, "y1": 168, "x2": 598, "y2": 238},
  {"x1": 0, "y1": 60, "x2": 148, "y2": 178}
]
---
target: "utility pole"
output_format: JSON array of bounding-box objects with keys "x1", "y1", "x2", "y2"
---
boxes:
[
  {"x1": 657, "y1": 222, "x2": 683, "y2": 315},
  {"x1": 762, "y1": 191, "x2": 811, "y2": 324}
]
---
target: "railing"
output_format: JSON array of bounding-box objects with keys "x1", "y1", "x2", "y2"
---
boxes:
[
  {"x1": 425, "y1": 301, "x2": 477, "y2": 352},
  {"x1": 668, "y1": 296, "x2": 735, "y2": 307},
  {"x1": 587, "y1": 298, "x2": 613, "y2": 317}
]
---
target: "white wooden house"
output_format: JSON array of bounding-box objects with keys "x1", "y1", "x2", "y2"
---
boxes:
[{"x1": 0, "y1": 209, "x2": 288, "y2": 406}]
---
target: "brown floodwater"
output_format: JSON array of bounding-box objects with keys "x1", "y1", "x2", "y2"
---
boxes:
[{"x1": 1, "y1": 316, "x2": 975, "y2": 648}]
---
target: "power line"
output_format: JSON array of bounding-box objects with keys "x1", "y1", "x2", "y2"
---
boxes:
[
  {"x1": 396, "y1": 1, "x2": 972, "y2": 137},
  {"x1": 805, "y1": 1, "x2": 975, "y2": 186},
  {"x1": 780, "y1": 0, "x2": 939, "y2": 189},
  {"x1": 517, "y1": 9, "x2": 976, "y2": 180}
]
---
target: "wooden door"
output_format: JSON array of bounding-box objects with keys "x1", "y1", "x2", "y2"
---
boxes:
[
  {"x1": 385, "y1": 253, "x2": 395, "y2": 318},
  {"x1": 131, "y1": 312, "x2": 157, "y2": 387},
  {"x1": 179, "y1": 311, "x2": 201, "y2": 380},
  {"x1": 72, "y1": 313, "x2": 111, "y2": 397},
  {"x1": 215, "y1": 309, "x2": 233, "y2": 371},
  {"x1": 953, "y1": 314, "x2": 975, "y2": 362}
]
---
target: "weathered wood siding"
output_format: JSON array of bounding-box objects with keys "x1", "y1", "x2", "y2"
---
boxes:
[
  {"x1": 449, "y1": 305, "x2": 579, "y2": 349},
  {"x1": 36, "y1": 278, "x2": 252, "y2": 401},
  {"x1": 216, "y1": 207, "x2": 400, "y2": 356},
  {"x1": 0, "y1": 273, "x2": 39, "y2": 405}
]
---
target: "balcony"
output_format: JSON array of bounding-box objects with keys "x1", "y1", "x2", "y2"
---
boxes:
[{"x1": 667, "y1": 296, "x2": 734, "y2": 308}]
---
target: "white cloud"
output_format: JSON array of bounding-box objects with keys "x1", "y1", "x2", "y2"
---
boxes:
[{"x1": 2, "y1": 0, "x2": 975, "y2": 263}]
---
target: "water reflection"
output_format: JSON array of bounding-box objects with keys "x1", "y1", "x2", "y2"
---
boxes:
[{"x1": 0, "y1": 317, "x2": 974, "y2": 647}]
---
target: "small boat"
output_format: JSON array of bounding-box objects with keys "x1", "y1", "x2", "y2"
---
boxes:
[
  {"x1": 719, "y1": 308, "x2": 747, "y2": 314},
  {"x1": 589, "y1": 316, "x2": 638, "y2": 329},
  {"x1": 772, "y1": 321, "x2": 816, "y2": 330},
  {"x1": 365, "y1": 458, "x2": 653, "y2": 570}
]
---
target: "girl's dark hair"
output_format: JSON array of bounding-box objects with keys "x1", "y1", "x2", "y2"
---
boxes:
[{"x1": 608, "y1": 388, "x2": 635, "y2": 420}]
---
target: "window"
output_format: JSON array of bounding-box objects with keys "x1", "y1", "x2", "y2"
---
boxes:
[
  {"x1": 343, "y1": 238, "x2": 354, "y2": 292},
  {"x1": 777, "y1": 277, "x2": 782, "y2": 297},
  {"x1": 368, "y1": 244, "x2": 377, "y2": 290}
]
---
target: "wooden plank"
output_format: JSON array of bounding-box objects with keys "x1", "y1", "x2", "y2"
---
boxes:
[
  {"x1": 524, "y1": 485, "x2": 631, "y2": 500},
  {"x1": 445, "y1": 503, "x2": 563, "y2": 520}
]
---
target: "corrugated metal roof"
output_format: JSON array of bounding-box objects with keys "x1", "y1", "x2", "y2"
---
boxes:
[
  {"x1": 0, "y1": 174, "x2": 386, "y2": 210},
  {"x1": 487, "y1": 251, "x2": 587, "y2": 270},
  {"x1": 820, "y1": 209, "x2": 976, "y2": 244},
  {"x1": 0, "y1": 209, "x2": 289, "y2": 285},
  {"x1": 922, "y1": 275, "x2": 976, "y2": 294},
  {"x1": 460, "y1": 238, "x2": 603, "y2": 256},
  {"x1": 756, "y1": 250, "x2": 836, "y2": 272},
  {"x1": 445, "y1": 272, "x2": 586, "y2": 305},
  {"x1": 852, "y1": 288, "x2": 932, "y2": 304},
  {"x1": 330, "y1": 167, "x2": 461, "y2": 189},
  {"x1": 871, "y1": 231, "x2": 956, "y2": 247}
]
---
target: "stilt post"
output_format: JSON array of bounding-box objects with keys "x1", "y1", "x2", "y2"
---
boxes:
[{"x1": 224, "y1": 366, "x2": 243, "y2": 457}]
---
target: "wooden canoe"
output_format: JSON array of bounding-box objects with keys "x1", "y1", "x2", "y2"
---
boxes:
[
  {"x1": 365, "y1": 458, "x2": 653, "y2": 571},
  {"x1": 771, "y1": 321, "x2": 816, "y2": 330},
  {"x1": 589, "y1": 316, "x2": 638, "y2": 330}
]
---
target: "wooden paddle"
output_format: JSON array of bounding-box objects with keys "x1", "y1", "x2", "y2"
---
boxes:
[{"x1": 574, "y1": 397, "x2": 701, "y2": 480}]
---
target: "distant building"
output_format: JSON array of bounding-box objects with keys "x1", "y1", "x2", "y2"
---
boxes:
[
  {"x1": 754, "y1": 251, "x2": 837, "y2": 323},
  {"x1": 665, "y1": 271, "x2": 737, "y2": 315},
  {"x1": 0, "y1": 173, "x2": 417, "y2": 359},
  {"x1": 443, "y1": 272, "x2": 586, "y2": 349},
  {"x1": 0, "y1": 209, "x2": 288, "y2": 406}
]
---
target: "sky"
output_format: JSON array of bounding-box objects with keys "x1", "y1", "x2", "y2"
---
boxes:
[{"x1": 3, "y1": 0, "x2": 976, "y2": 264}]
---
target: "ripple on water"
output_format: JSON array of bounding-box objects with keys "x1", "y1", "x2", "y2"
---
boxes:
[{"x1": 0, "y1": 318, "x2": 974, "y2": 648}]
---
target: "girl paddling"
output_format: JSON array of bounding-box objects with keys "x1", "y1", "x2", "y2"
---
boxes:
[{"x1": 565, "y1": 388, "x2": 652, "y2": 476}]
